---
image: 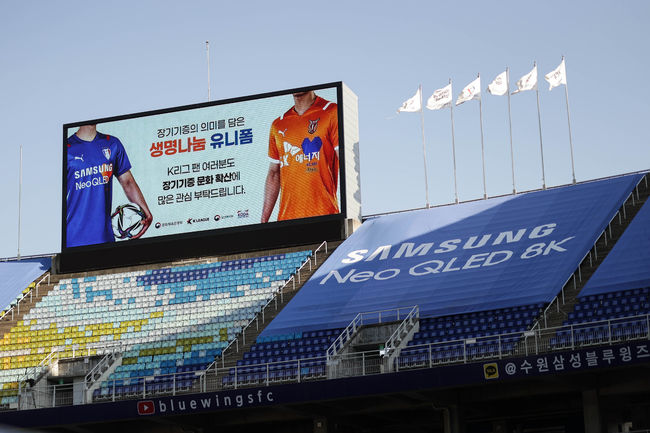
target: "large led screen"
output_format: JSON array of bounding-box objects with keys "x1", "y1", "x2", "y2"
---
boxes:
[{"x1": 62, "y1": 84, "x2": 344, "y2": 250}]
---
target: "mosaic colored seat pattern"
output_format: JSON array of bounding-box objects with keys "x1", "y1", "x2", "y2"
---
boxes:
[{"x1": 0, "y1": 251, "x2": 311, "y2": 406}]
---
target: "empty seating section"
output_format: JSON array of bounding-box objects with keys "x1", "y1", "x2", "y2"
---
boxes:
[
  {"x1": 0, "y1": 250, "x2": 311, "y2": 406},
  {"x1": 224, "y1": 328, "x2": 342, "y2": 388},
  {"x1": 212, "y1": 176, "x2": 647, "y2": 388},
  {"x1": 551, "y1": 197, "x2": 650, "y2": 348},
  {"x1": 571, "y1": 289, "x2": 650, "y2": 322},
  {"x1": 552, "y1": 288, "x2": 650, "y2": 348},
  {"x1": 398, "y1": 304, "x2": 543, "y2": 368},
  {"x1": 226, "y1": 304, "x2": 544, "y2": 386}
]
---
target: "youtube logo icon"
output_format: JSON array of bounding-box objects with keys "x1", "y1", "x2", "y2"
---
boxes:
[{"x1": 137, "y1": 400, "x2": 155, "y2": 415}]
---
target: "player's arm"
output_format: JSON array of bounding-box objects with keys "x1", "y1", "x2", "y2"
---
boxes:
[
  {"x1": 331, "y1": 105, "x2": 339, "y2": 159},
  {"x1": 261, "y1": 162, "x2": 280, "y2": 223},
  {"x1": 117, "y1": 170, "x2": 153, "y2": 239}
]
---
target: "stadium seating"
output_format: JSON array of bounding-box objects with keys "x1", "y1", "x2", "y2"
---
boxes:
[
  {"x1": 551, "y1": 288, "x2": 650, "y2": 349},
  {"x1": 222, "y1": 328, "x2": 343, "y2": 388},
  {"x1": 222, "y1": 303, "x2": 546, "y2": 387},
  {"x1": 0, "y1": 174, "x2": 646, "y2": 412},
  {"x1": 0, "y1": 251, "x2": 312, "y2": 406},
  {"x1": 397, "y1": 304, "x2": 544, "y2": 368},
  {"x1": 213, "y1": 175, "x2": 645, "y2": 388}
]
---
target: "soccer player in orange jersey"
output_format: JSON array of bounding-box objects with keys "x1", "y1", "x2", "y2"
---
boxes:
[{"x1": 261, "y1": 91, "x2": 339, "y2": 222}]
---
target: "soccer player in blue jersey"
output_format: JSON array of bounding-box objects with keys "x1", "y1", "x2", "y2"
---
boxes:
[{"x1": 66, "y1": 124, "x2": 153, "y2": 248}]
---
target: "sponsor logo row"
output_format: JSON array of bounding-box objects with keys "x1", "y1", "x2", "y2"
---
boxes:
[{"x1": 154, "y1": 210, "x2": 248, "y2": 229}]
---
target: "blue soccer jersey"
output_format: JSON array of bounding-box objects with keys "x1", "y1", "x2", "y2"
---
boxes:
[{"x1": 66, "y1": 132, "x2": 132, "y2": 248}]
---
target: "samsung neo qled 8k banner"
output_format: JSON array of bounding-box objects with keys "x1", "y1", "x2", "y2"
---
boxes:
[{"x1": 63, "y1": 85, "x2": 342, "y2": 250}]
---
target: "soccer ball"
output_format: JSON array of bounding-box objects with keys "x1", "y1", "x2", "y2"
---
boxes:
[{"x1": 111, "y1": 204, "x2": 146, "y2": 240}]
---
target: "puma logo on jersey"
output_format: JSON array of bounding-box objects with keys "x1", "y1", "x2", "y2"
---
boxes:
[
  {"x1": 283, "y1": 141, "x2": 301, "y2": 156},
  {"x1": 74, "y1": 155, "x2": 84, "y2": 162},
  {"x1": 278, "y1": 128, "x2": 287, "y2": 137}
]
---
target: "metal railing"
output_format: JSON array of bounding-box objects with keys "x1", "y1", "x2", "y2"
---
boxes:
[
  {"x1": 1, "y1": 272, "x2": 51, "y2": 321},
  {"x1": 0, "y1": 254, "x2": 54, "y2": 263},
  {"x1": 11, "y1": 313, "x2": 650, "y2": 408},
  {"x1": 84, "y1": 344, "x2": 123, "y2": 394},
  {"x1": 532, "y1": 182, "x2": 645, "y2": 331},
  {"x1": 206, "y1": 242, "x2": 329, "y2": 371},
  {"x1": 312, "y1": 240, "x2": 328, "y2": 266},
  {"x1": 88, "y1": 369, "x2": 205, "y2": 403},
  {"x1": 19, "y1": 383, "x2": 74, "y2": 409},
  {"x1": 62, "y1": 352, "x2": 380, "y2": 406},
  {"x1": 19, "y1": 348, "x2": 59, "y2": 386},
  {"x1": 326, "y1": 306, "x2": 416, "y2": 360},
  {"x1": 384, "y1": 305, "x2": 419, "y2": 354},
  {"x1": 327, "y1": 351, "x2": 385, "y2": 378},
  {"x1": 362, "y1": 170, "x2": 649, "y2": 221},
  {"x1": 207, "y1": 354, "x2": 329, "y2": 390},
  {"x1": 397, "y1": 313, "x2": 650, "y2": 371}
]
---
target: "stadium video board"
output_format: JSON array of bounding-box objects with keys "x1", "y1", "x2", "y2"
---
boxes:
[{"x1": 61, "y1": 83, "x2": 355, "y2": 253}]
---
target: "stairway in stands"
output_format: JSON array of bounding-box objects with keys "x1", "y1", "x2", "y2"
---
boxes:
[
  {"x1": 0, "y1": 278, "x2": 58, "y2": 338},
  {"x1": 208, "y1": 241, "x2": 341, "y2": 388},
  {"x1": 537, "y1": 174, "x2": 650, "y2": 331}
]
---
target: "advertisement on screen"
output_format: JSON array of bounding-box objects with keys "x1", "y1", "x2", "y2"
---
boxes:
[{"x1": 62, "y1": 85, "x2": 342, "y2": 250}]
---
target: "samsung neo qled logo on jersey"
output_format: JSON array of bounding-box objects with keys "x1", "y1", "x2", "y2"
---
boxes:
[
  {"x1": 73, "y1": 163, "x2": 114, "y2": 191},
  {"x1": 73, "y1": 163, "x2": 113, "y2": 179},
  {"x1": 75, "y1": 176, "x2": 110, "y2": 191},
  {"x1": 320, "y1": 223, "x2": 576, "y2": 285}
]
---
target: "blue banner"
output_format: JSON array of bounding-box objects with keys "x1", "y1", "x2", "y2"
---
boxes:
[
  {"x1": 263, "y1": 175, "x2": 643, "y2": 336},
  {"x1": 0, "y1": 258, "x2": 51, "y2": 310}
]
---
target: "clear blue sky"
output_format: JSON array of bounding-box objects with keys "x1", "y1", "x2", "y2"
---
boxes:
[{"x1": 1, "y1": 0, "x2": 648, "y2": 258}]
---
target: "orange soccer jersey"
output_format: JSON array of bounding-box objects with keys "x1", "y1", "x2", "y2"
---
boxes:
[{"x1": 268, "y1": 96, "x2": 339, "y2": 221}]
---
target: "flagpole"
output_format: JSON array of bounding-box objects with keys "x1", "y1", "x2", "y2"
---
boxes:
[
  {"x1": 506, "y1": 67, "x2": 516, "y2": 194},
  {"x1": 206, "y1": 41, "x2": 211, "y2": 102},
  {"x1": 449, "y1": 79, "x2": 459, "y2": 203},
  {"x1": 478, "y1": 74, "x2": 487, "y2": 199},
  {"x1": 419, "y1": 84, "x2": 430, "y2": 208},
  {"x1": 534, "y1": 62, "x2": 546, "y2": 190},
  {"x1": 17, "y1": 144, "x2": 22, "y2": 260},
  {"x1": 563, "y1": 56, "x2": 576, "y2": 184}
]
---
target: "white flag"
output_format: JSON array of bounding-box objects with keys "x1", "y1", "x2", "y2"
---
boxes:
[
  {"x1": 487, "y1": 71, "x2": 508, "y2": 96},
  {"x1": 512, "y1": 65, "x2": 538, "y2": 94},
  {"x1": 397, "y1": 87, "x2": 422, "y2": 113},
  {"x1": 456, "y1": 77, "x2": 481, "y2": 106},
  {"x1": 544, "y1": 59, "x2": 567, "y2": 90},
  {"x1": 426, "y1": 84, "x2": 452, "y2": 110}
]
